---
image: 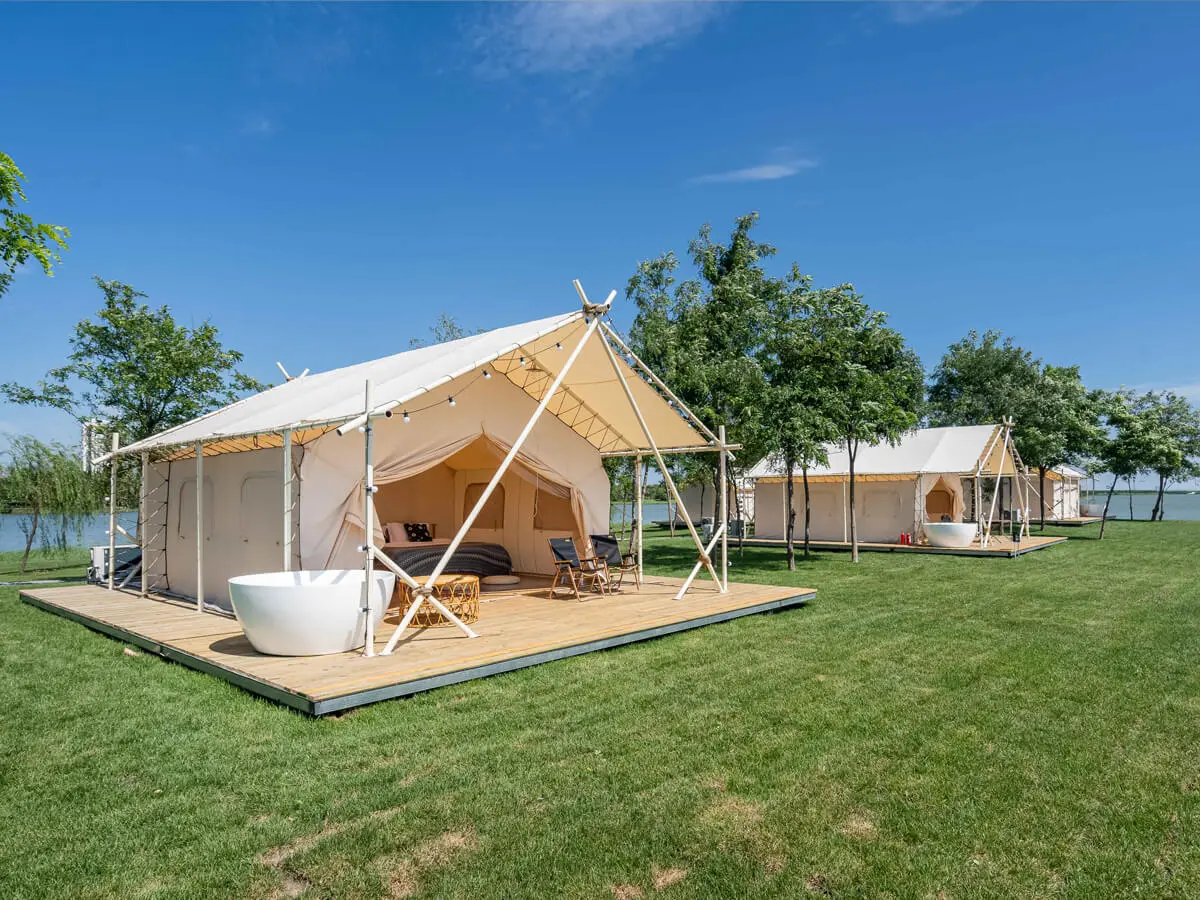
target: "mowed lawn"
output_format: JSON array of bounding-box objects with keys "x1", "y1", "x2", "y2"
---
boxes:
[{"x1": 1, "y1": 523, "x2": 1198, "y2": 899}]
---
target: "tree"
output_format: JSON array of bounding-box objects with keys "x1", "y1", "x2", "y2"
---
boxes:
[
  {"x1": 928, "y1": 331, "x2": 1104, "y2": 528},
  {"x1": 2, "y1": 276, "x2": 265, "y2": 444},
  {"x1": 626, "y1": 214, "x2": 777, "y2": 550},
  {"x1": 1141, "y1": 391, "x2": 1200, "y2": 520},
  {"x1": 1096, "y1": 391, "x2": 1168, "y2": 539},
  {"x1": 1, "y1": 151, "x2": 69, "y2": 299},
  {"x1": 0, "y1": 436, "x2": 103, "y2": 575},
  {"x1": 821, "y1": 289, "x2": 925, "y2": 562},
  {"x1": 409, "y1": 313, "x2": 481, "y2": 349},
  {"x1": 759, "y1": 267, "x2": 840, "y2": 569}
]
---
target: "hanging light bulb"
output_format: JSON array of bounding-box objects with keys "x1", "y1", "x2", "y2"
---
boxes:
[
  {"x1": 402, "y1": 411, "x2": 410, "y2": 423},
  {"x1": 483, "y1": 369, "x2": 491, "y2": 379},
  {"x1": 448, "y1": 396, "x2": 456, "y2": 407},
  {"x1": 519, "y1": 356, "x2": 526, "y2": 367},
  {"x1": 555, "y1": 342, "x2": 562, "y2": 351}
]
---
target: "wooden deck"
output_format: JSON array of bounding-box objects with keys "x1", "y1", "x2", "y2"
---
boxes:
[
  {"x1": 1049, "y1": 516, "x2": 1104, "y2": 527},
  {"x1": 745, "y1": 533, "x2": 1068, "y2": 558},
  {"x1": 20, "y1": 576, "x2": 814, "y2": 716}
]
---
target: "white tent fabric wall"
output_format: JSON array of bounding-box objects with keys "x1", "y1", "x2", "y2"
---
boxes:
[{"x1": 302, "y1": 373, "x2": 610, "y2": 571}]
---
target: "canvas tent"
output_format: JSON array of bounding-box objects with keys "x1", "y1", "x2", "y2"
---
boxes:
[
  {"x1": 98, "y1": 286, "x2": 735, "y2": 657},
  {"x1": 749, "y1": 423, "x2": 1031, "y2": 546},
  {"x1": 1022, "y1": 464, "x2": 1085, "y2": 521}
]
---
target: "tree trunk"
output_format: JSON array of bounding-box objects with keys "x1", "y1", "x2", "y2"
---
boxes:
[
  {"x1": 668, "y1": 492, "x2": 676, "y2": 538},
  {"x1": 1128, "y1": 477, "x2": 1135, "y2": 520},
  {"x1": 20, "y1": 505, "x2": 40, "y2": 576},
  {"x1": 785, "y1": 456, "x2": 796, "y2": 572},
  {"x1": 848, "y1": 439, "x2": 859, "y2": 563},
  {"x1": 1098, "y1": 475, "x2": 1119, "y2": 540},
  {"x1": 698, "y1": 482, "x2": 706, "y2": 529},
  {"x1": 802, "y1": 464, "x2": 812, "y2": 559},
  {"x1": 1038, "y1": 466, "x2": 1047, "y2": 531},
  {"x1": 1151, "y1": 474, "x2": 1166, "y2": 521}
]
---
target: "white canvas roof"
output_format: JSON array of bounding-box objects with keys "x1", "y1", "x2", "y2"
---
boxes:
[
  {"x1": 749, "y1": 424, "x2": 1008, "y2": 480},
  {"x1": 115, "y1": 309, "x2": 712, "y2": 460}
]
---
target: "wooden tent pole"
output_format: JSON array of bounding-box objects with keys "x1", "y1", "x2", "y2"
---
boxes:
[
  {"x1": 360, "y1": 381, "x2": 377, "y2": 657},
  {"x1": 595, "y1": 327, "x2": 722, "y2": 596},
  {"x1": 139, "y1": 450, "x2": 149, "y2": 597},
  {"x1": 282, "y1": 428, "x2": 293, "y2": 572},
  {"x1": 195, "y1": 440, "x2": 204, "y2": 612},
  {"x1": 718, "y1": 425, "x2": 728, "y2": 591},
  {"x1": 107, "y1": 432, "x2": 119, "y2": 591},
  {"x1": 634, "y1": 453, "x2": 644, "y2": 581}
]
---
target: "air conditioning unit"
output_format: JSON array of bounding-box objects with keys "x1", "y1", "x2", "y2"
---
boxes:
[{"x1": 88, "y1": 545, "x2": 142, "y2": 585}]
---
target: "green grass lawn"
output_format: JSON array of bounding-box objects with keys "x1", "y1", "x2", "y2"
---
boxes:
[{"x1": 1, "y1": 522, "x2": 1198, "y2": 899}]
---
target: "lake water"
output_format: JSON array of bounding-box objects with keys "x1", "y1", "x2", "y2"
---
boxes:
[{"x1": 4, "y1": 493, "x2": 1196, "y2": 554}]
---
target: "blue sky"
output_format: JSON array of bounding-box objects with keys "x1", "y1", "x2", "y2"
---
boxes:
[{"x1": 3, "y1": 2, "x2": 1199, "y2": 474}]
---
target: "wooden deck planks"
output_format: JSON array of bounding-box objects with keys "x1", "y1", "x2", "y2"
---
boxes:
[{"x1": 20, "y1": 576, "x2": 814, "y2": 714}]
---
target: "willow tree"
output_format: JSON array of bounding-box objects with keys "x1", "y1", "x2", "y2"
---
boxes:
[
  {"x1": 820, "y1": 288, "x2": 924, "y2": 562},
  {"x1": 0, "y1": 436, "x2": 103, "y2": 574}
]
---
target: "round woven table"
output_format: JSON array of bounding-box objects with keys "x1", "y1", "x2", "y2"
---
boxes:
[{"x1": 396, "y1": 574, "x2": 480, "y2": 628}]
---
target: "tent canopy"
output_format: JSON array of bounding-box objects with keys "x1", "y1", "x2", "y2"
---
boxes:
[
  {"x1": 749, "y1": 424, "x2": 1015, "y2": 483},
  {"x1": 114, "y1": 310, "x2": 712, "y2": 461}
]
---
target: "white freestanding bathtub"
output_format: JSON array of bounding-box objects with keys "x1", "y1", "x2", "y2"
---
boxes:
[
  {"x1": 228, "y1": 570, "x2": 395, "y2": 656},
  {"x1": 923, "y1": 522, "x2": 979, "y2": 549}
]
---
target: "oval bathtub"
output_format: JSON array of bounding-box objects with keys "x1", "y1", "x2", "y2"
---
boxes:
[
  {"x1": 228, "y1": 570, "x2": 396, "y2": 656},
  {"x1": 924, "y1": 522, "x2": 978, "y2": 549}
]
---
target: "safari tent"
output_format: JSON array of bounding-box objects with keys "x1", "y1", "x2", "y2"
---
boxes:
[
  {"x1": 1022, "y1": 464, "x2": 1085, "y2": 521},
  {"x1": 95, "y1": 286, "x2": 737, "y2": 657},
  {"x1": 749, "y1": 423, "x2": 1031, "y2": 546}
]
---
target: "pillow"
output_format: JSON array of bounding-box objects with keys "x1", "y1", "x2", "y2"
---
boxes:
[
  {"x1": 403, "y1": 522, "x2": 433, "y2": 543},
  {"x1": 384, "y1": 522, "x2": 406, "y2": 544}
]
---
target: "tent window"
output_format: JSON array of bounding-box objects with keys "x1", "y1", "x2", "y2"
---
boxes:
[
  {"x1": 533, "y1": 487, "x2": 574, "y2": 531},
  {"x1": 464, "y1": 482, "x2": 504, "y2": 529}
]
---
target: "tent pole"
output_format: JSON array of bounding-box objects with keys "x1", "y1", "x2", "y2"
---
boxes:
[
  {"x1": 842, "y1": 476, "x2": 848, "y2": 544},
  {"x1": 360, "y1": 381, "x2": 377, "y2": 657},
  {"x1": 719, "y1": 425, "x2": 728, "y2": 591},
  {"x1": 282, "y1": 428, "x2": 293, "y2": 572},
  {"x1": 984, "y1": 423, "x2": 1010, "y2": 549},
  {"x1": 195, "y1": 440, "x2": 204, "y2": 612},
  {"x1": 595, "y1": 327, "x2": 722, "y2": 596},
  {"x1": 677, "y1": 523, "x2": 726, "y2": 598},
  {"x1": 139, "y1": 450, "x2": 148, "y2": 597},
  {"x1": 107, "y1": 432, "x2": 119, "y2": 591},
  {"x1": 381, "y1": 311, "x2": 604, "y2": 655},
  {"x1": 634, "y1": 452, "x2": 644, "y2": 581}
]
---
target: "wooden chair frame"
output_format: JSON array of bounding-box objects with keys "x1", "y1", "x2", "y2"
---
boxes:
[
  {"x1": 590, "y1": 534, "x2": 641, "y2": 592},
  {"x1": 549, "y1": 537, "x2": 611, "y2": 601}
]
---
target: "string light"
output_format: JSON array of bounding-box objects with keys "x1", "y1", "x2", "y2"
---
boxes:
[
  {"x1": 483, "y1": 370, "x2": 491, "y2": 379},
  {"x1": 555, "y1": 342, "x2": 562, "y2": 351},
  {"x1": 448, "y1": 396, "x2": 456, "y2": 407},
  {"x1": 519, "y1": 356, "x2": 526, "y2": 366},
  {"x1": 402, "y1": 411, "x2": 410, "y2": 423}
]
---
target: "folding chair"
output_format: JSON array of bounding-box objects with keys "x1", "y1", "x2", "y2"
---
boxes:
[
  {"x1": 548, "y1": 536, "x2": 610, "y2": 600},
  {"x1": 590, "y1": 534, "x2": 641, "y2": 592}
]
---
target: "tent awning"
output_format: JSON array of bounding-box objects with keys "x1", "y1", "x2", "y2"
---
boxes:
[{"x1": 114, "y1": 309, "x2": 715, "y2": 461}]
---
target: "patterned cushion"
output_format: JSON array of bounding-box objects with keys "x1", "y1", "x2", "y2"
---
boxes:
[{"x1": 403, "y1": 522, "x2": 433, "y2": 542}]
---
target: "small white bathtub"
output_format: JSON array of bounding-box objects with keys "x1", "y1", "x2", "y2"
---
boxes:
[
  {"x1": 228, "y1": 570, "x2": 395, "y2": 656},
  {"x1": 923, "y1": 522, "x2": 978, "y2": 549}
]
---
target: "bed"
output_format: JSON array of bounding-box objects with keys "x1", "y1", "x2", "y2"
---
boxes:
[{"x1": 382, "y1": 540, "x2": 513, "y2": 578}]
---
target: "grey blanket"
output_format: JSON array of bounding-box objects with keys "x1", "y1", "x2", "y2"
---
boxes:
[{"x1": 383, "y1": 542, "x2": 513, "y2": 578}]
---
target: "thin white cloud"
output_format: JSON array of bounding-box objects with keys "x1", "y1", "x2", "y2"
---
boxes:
[
  {"x1": 470, "y1": 2, "x2": 722, "y2": 78},
  {"x1": 889, "y1": 1, "x2": 979, "y2": 25},
  {"x1": 240, "y1": 115, "x2": 277, "y2": 138},
  {"x1": 690, "y1": 158, "x2": 819, "y2": 185}
]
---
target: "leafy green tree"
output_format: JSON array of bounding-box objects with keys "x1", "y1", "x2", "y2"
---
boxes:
[
  {"x1": 409, "y1": 313, "x2": 481, "y2": 349},
  {"x1": 626, "y1": 214, "x2": 776, "y2": 540},
  {"x1": 0, "y1": 152, "x2": 69, "y2": 299},
  {"x1": 760, "y1": 267, "x2": 840, "y2": 568},
  {"x1": 1096, "y1": 391, "x2": 1168, "y2": 539},
  {"x1": 820, "y1": 289, "x2": 925, "y2": 562},
  {"x1": 2, "y1": 277, "x2": 265, "y2": 444},
  {"x1": 0, "y1": 436, "x2": 103, "y2": 574},
  {"x1": 1141, "y1": 391, "x2": 1200, "y2": 520},
  {"x1": 928, "y1": 331, "x2": 1103, "y2": 528}
]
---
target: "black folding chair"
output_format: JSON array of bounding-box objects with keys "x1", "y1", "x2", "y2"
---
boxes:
[
  {"x1": 548, "y1": 537, "x2": 610, "y2": 600},
  {"x1": 590, "y1": 534, "x2": 640, "y2": 592}
]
